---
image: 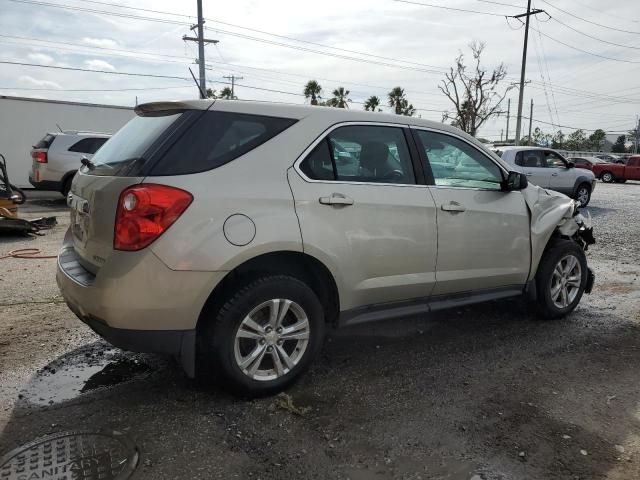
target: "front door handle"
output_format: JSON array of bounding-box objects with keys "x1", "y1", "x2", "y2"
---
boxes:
[
  {"x1": 551, "y1": 172, "x2": 558, "y2": 176},
  {"x1": 441, "y1": 202, "x2": 466, "y2": 212},
  {"x1": 525, "y1": 173, "x2": 533, "y2": 176},
  {"x1": 319, "y1": 193, "x2": 354, "y2": 206}
]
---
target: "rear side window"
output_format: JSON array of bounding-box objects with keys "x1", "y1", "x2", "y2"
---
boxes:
[
  {"x1": 299, "y1": 125, "x2": 416, "y2": 185},
  {"x1": 34, "y1": 134, "x2": 55, "y2": 149},
  {"x1": 150, "y1": 111, "x2": 297, "y2": 176},
  {"x1": 515, "y1": 151, "x2": 544, "y2": 168},
  {"x1": 68, "y1": 137, "x2": 108, "y2": 154}
]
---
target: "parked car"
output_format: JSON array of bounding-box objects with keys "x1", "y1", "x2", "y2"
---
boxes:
[
  {"x1": 29, "y1": 131, "x2": 111, "y2": 196},
  {"x1": 499, "y1": 147, "x2": 596, "y2": 207},
  {"x1": 592, "y1": 155, "x2": 640, "y2": 183},
  {"x1": 595, "y1": 154, "x2": 624, "y2": 164},
  {"x1": 57, "y1": 100, "x2": 595, "y2": 395},
  {"x1": 568, "y1": 156, "x2": 608, "y2": 171}
]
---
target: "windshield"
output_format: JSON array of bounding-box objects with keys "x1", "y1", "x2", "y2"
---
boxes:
[{"x1": 87, "y1": 113, "x2": 182, "y2": 176}]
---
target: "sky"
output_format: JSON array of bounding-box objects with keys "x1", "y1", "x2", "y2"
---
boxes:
[{"x1": 0, "y1": 0, "x2": 638, "y2": 141}]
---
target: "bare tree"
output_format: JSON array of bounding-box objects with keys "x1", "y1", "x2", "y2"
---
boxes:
[{"x1": 439, "y1": 41, "x2": 512, "y2": 137}]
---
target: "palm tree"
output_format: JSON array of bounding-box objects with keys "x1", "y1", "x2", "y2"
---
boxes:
[
  {"x1": 328, "y1": 87, "x2": 351, "y2": 108},
  {"x1": 218, "y1": 87, "x2": 236, "y2": 100},
  {"x1": 206, "y1": 88, "x2": 217, "y2": 99},
  {"x1": 387, "y1": 87, "x2": 416, "y2": 116},
  {"x1": 364, "y1": 95, "x2": 381, "y2": 112},
  {"x1": 303, "y1": 80, "x2": 323, "y2": 105}
]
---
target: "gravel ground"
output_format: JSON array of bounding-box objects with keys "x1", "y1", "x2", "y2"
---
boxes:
[{"x1": 0, "y1": 184, "x2": 639, "y2": 480}]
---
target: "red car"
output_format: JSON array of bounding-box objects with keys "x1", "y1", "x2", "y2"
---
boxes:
[
  {"x1": 591, "y1": 155, "x2": 640, "y2": 183},
  {"x1": 569, "y1": 156, "x2": 607, "y2": 172}
]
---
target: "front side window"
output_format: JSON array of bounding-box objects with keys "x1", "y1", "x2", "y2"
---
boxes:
[
  {"x1": 415, "y1": 130, "x2": 503, "y2": 190},
  {"x1": 299, "y1": 125, "x2": 416, "y2": 185},
  {"x1": 544, "y1": 151, "x2": 567, "y2": 168}
]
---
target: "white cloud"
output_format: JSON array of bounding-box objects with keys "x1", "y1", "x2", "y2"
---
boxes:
[
  {"x1": 82, "y1": 37, "x2": 118, "y2": 48},
  {"x1": 27, "y1": 52, "x2": 54, "y2": 65},
  {"x1": 18, "y1": 75, "x2": 62, "y2": 89},
  {"x1": 85, "y1": 59, "x2": 116, "y2": 71}
]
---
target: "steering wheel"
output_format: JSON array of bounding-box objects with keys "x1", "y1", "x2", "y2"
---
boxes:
[{"x1": 381, "y1": 169, "x2": 404, "y2": 182}]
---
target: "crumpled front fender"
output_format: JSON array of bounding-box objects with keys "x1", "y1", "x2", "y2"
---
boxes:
[{"x1": 521, "y1": 184, "x2": 583, "y2": 280}]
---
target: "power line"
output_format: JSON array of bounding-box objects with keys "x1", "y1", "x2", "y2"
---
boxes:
[
  {"x1": 539, "y1": 0, "x2": 640, "y2": 34},
  {"x1": 531, "y1": 26, "x2": 640, "y2": 63},
  {"x1": 473, "y1": 0, "x2": 522, "y2": 8},
  {"x1": 393, "y1": 0, "x2": 508, "y2": 16},
  {"x1": 551, "y1": 17, "x2": 640, "y2": 50},
  {"x1": 566, "y1": 0, "x2": 640, "y2": 24},
  {"x1": 7, "y1": 0, "x2": 450, "y2": 75},
  {"x1": 0, "y1": 60, "x2": 191, "y2": 80}
]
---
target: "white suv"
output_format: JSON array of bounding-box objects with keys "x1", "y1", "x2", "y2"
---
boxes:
[
  {"x1": 498, "y1": 146, "x2": 596, "y2": 207},
  {"x1": 57, "y1": 100, "x2": 595, "y2": 395},
  {"x1": 29, "y1": 131, "x2": 111, "y2": 196}
]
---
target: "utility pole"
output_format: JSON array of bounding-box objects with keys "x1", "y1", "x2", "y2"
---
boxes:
[
  {"x1": 182, "y1": 0, "x2": 218, "y2": 98},
  {"x1": 527, "y1": 99, "x2": 534, "y2": 146},
  {"x1": 505, "y1": 98, "x2": 511, "y2": 143},
  {"x1": 635, "y1": 115, "x2": 639, "y2": 154},
  {"x1": 500, "y1": 129, "x2": 504, "y2": 142},
  {"x1": 511, "y1": 1, "x2": 546, "y2": 145},
  {"x1": 223, "y1": 75, "x2": 243, "y2": 98}
]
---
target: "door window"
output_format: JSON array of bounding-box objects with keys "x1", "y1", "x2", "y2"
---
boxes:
[
  {"x1": 414, "y1": 130, "x2": 503, "y2": 190},
  {"x1": 300, "y1": 125, "x2": 416, "y2": 184},
  {"x1": 544, "y1": 151, "x2": 567, "y2": 168},
  {"x1": 68, "y1": 137, "x2": 107, "y2": 154},
  {"x1": 515, "y1": 151, "x2": 544, "y2": 168}
]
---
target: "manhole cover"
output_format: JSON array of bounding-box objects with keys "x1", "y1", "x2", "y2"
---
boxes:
[{"x1": 0, "y1": 431, "x2": 138, "y2": 480}]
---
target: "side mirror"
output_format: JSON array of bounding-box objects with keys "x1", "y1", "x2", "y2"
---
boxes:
[
  {"x1": 567, "y1": 161, "x2": 575, "y2": 169},
  {"x1": 503, "y1": 171, "x2": 528, "y2": 191}
]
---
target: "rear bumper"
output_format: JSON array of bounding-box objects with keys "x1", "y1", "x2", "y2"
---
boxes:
[
  {"x1": 56, "y1": 229, "x2": 226, "y2": 377},
  {"x1": 28, "y1": 177, "x2": 62, "y2": 191}
]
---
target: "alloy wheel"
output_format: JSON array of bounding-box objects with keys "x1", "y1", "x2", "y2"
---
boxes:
[
  {"x1": 549, "y1": 254, "x2": 582, "y2": 309},
  {"x1": 234, "y1": 299, "x2": 310, "y2": 381},
  {"x1": 576, "y1": 187, "x2": 589, "y2": 207}
]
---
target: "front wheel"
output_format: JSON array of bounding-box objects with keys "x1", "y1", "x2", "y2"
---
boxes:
[
  {"x1": 535, "y1": 239, "x2": 588, "y2": 319},
  {"x1": 601, "y1": 171, "x2": 614, "y2": 183},
  {"x1": 575, "y1": 183, "x2": 591, "y2": 207},
  {"x1": 201, "y1": 275, "x2": 325, "y2": 396}
]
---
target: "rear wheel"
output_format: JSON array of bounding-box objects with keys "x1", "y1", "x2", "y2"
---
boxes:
[
  {"x1": 61, "y1": 175, "x2": 74, "y2": 197},
  {"x1": 200, "y1": 275, "x2": 325, "y2": 396},
  {"x1": 600, "y1": 171, "x2": 614, "y2": 183},
  {"x1": 575, "y1": 183, "x2": 591, "y2": 207},
  {"x1": 535, "y1": 239, "x2": 588, "y2": 319}
]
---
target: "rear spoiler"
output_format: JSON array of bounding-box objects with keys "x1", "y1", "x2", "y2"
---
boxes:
[{"x1": 134, "y1": 100, "x2": 214, "y2": 117}]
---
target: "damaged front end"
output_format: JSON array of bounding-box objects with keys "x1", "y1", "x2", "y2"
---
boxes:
[{"x1": 522, "y1": 185, "x2": 595, "y2": 293}]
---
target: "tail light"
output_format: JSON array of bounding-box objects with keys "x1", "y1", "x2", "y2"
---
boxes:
[
  {"x1": 114, "y1": 184, "x2": 193, "y2": 251},
  {"x1": 32, "y1": 151, "x2": 48, "y2": 163}
]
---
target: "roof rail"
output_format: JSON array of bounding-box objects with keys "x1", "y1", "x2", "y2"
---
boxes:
[{"x1": 61, "y1": 130, "x2": 112, "y2": 135}]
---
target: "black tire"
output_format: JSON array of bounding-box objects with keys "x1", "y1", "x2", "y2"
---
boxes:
[
  {"x1": 200, "y1": 275, "x2": 325, "y2": 396},
  {"x1": 600, "y1": 171, "x2": 614, "y2": 183},
  {"x1": 61, "y1": 175, "x2": 74, "y2": 197},
  {"x1": 574, "y1": 183, "x2": 591, "y2": 208},
  {"x1": 535, "y1": 239, "x2": 588, "y2": 319}
]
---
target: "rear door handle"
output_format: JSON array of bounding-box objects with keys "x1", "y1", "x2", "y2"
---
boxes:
[
  {"x1": 319, "y1": 193, "x2": 354, "y2": 206},
  {"x1": 441, "y1": 202, "x2": 466, "y2": 212},
  {"x1": 525, "y1": 173, "x2": 533, "y2": 176}
]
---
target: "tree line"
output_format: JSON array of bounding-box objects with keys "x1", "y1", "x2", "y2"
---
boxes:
[{"x1": 520, "y1": 127, "x2": 635, "y2": 153}]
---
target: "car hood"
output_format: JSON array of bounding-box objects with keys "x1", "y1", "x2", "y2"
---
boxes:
[{"x1": 521, "y1": 184, "x2": 586, "y2": 277}]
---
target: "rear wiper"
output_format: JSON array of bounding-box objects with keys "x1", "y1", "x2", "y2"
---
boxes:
[{"x1": 80, "y1": 156, "x2": 95, "y2": 170}]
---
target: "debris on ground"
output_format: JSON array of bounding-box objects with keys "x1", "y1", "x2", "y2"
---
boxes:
[{"x1": 269, "y1": 392, "x2": 312, "y2": 417}]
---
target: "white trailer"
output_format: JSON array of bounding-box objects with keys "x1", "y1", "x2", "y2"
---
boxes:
[{"x1": 0, "y1": 96, "x2": 134, "y2": 188}]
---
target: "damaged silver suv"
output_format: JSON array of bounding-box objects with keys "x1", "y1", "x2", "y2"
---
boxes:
[{"x1": 57, "y1": 100, "x2": 595, "y2": 395}]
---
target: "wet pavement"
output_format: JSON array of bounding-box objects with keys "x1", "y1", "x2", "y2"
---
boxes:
[{"x1": 1, "y1": 184, "x2": 639, "y2": 479}]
